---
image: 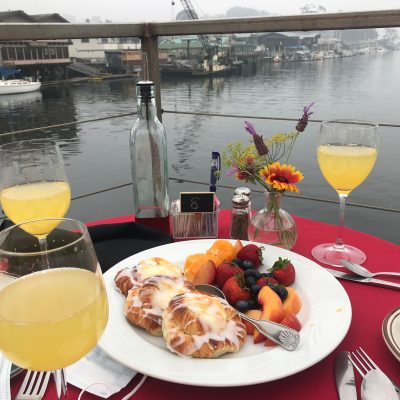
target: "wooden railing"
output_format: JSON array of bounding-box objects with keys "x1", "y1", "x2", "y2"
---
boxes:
[{"x1": 1, "y1": 9, "x2": 400, "y2": 116}]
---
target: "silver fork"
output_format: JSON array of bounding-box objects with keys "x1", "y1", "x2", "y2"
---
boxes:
[
  {"x1": 15, "y1": 370, "x2": 51, "y2": 400},
  {"x1": 348, "y1": 347, "x2": 400, "y2": 394}
]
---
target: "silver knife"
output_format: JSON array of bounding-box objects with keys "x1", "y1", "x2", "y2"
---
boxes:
[
  {"x1": 335, "y1": 351, "x2": 357, "y2": 400},
  {"x1": 324, "y1": 268, "x2": 400, "y2": 290}
]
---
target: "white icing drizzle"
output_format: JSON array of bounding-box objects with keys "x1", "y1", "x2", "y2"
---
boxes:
[
  {"x1": 163, "y1": 292, "x2": 246, "y2": 357},
  {"x1": 125, "y1": 275, "x2": 192, "y2": 325},
  {"x1": 115, "y1": 258, "x2": 183, "y2": 293}
]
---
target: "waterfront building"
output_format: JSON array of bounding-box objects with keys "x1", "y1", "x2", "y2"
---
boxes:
[
  {"x1": 0, "y1": 10, "x2": 71, "y2": 80},
  {"x1": 105, "y1": 49, "x2": 169, "y2": 75},
  {"x1": 159, "y1": 36, "x2": 213, "y2": 61},
  {"x1": 69, "y1": 37, "x2": 141, "y2": 67}
]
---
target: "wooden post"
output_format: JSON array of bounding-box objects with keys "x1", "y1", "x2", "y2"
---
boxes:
[{"x1": 141, "y1": 23, "x2": 162, "y2": 121}]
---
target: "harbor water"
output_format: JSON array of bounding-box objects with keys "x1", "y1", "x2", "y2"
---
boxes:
[{"x1": 0, "y1": 52, "x2": 399, "y2": 244}]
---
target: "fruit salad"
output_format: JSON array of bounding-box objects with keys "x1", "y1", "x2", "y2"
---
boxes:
[{"x1": 183, "y1": 239, "x2": 303, "y2": 347}]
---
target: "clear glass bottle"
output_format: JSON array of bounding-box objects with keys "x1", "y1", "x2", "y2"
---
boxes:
[
  {"x1": 230, "y1": 194, "x2": 250, "y2": 241},
  {"x1": 130, "y1": 81, "x2": 170, "y2": 233}
]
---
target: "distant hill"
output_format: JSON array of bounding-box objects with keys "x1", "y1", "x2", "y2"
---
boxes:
[
  {"x1": 225, "y1": 7, "x2": 271, "y2": 18},
  {"x1": 177, "y1": 6, "x2": 271, "y2": 20}
]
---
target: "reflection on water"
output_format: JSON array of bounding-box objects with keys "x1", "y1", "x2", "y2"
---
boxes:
[
  {"x1": 0, "y1": 91, "x2": 42, "y2": 107},
  {"x1": 0, "y1": 53, "x2": 399, "y2": 243}
]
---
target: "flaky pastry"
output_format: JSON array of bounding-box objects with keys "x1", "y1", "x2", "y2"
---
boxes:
[
  {"x1": 162, "y1": 291, "x2": 247, "y2": 358},
  {"x1": 124, "y1": 275, "x2": 194, "y2": 336},
  {"x1": 114, "y1": 257, "x2": 183, "y2": 295}
]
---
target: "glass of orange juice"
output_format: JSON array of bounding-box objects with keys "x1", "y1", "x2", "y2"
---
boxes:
[
  {"x1": 311, "y1": 120, "x2": 378, "y2": 267},
  {"x1": 0, "y1": 218, "x2": 109, "y2": 399},
  {"x1": 0, "y1": 139, "x2": 71, "y2": 240}
]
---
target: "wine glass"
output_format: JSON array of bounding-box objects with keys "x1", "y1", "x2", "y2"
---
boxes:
[
  {"x1": 311, "y1": 120, "x2": 378, "y2": 267},
  {"x1": 0, "y1": 218, "x2": 108, "y2": 399},
  {"x1": 0, "y1": 139, "x2": 71, "y2": 240}
]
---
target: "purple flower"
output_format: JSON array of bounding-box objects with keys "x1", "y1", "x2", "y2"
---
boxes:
[
  {"x1": 226, "y1": 163, "x2": 239, "y2": 176},
  {"x1": 296, "y1": 102, "x2": 315, "y2": 132},
  {"x1": 244, "y1": 121, "x2": 268, "y2": 156},
  {"x1": 244, "y1": 121, "x2": 258, "y2": 136}
]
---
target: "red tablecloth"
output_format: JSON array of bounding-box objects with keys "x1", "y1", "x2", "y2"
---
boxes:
[{"x1": 11, "y1": 211, "x2": 400, "y2": 400}]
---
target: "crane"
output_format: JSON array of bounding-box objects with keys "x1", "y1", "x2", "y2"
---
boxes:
[{"x1": 178, "y1": 0, "x2": 220, "y2": 70}]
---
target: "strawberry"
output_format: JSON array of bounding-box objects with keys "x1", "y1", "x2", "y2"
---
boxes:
[
  {"x1": 264, "y1": 313, "x2": 301, "y2": 347},
  {"x1": 256, "y1": 276, "x2": 278, "y2": 287},
  {"x1": 271, "y1": 257, "x2": 295, "y2": 286},
  {"x1": 215, "y1": 263, "x2": 243, "y2": 287},
  {"x1": 236, "y1": 244, "x2": 264, "y2": 268},
  {"x1": 222, "y1": 274, "x2": 251, "y2": 306},
  {"x1": 280, "y1": 313, "x2": 302, "y2": 331}
]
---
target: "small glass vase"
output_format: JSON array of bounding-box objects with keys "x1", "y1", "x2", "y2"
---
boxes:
[{"x1": 248, "y1": 191, "x2": 297, "y2": 250}]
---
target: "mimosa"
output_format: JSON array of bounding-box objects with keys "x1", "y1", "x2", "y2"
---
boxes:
[
  {"x1": 0, "y1": 268, "x2": 108, "y2": 371},
  {"x1": 0, "y1": 181, "x2": 71, "y2": 236},
  {"x1": 317, "y1": 145, "x2": 377, "y2": 194}
]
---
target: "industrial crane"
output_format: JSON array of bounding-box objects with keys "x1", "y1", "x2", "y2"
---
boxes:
[{"x1": 178, "y1": 0, "x2": 221, "y2": 70}]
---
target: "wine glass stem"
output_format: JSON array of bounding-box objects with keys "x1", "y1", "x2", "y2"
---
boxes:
[
  {"x1": 53, "y1": 368, "x2": 68, "y2": 399},
  {"x1": 38, "y1": 237, "x2": 50, "y2": 269},
  {"x1": 334, "y1": 193, "x2": 348, "y2": 250}
]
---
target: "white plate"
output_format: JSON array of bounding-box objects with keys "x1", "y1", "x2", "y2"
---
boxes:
[
  {"x1": 99, "y1": 239, "x2": 352, "y2": 387},
  {"x1": 382, "y1": 307, "x2": 400, "y2": 362}
]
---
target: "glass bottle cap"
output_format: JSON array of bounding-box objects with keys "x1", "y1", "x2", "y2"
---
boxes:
[{"x1": 136, "y1": 80, "x2": 155, "y2": 98}]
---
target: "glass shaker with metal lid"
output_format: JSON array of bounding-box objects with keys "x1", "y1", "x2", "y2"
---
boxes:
[
  {"x1": 230, "y1": 194, "x2": 250, "y2": 241},
  {"x1": 234, "y1": 187, "x2": 251, "y2": 214}
]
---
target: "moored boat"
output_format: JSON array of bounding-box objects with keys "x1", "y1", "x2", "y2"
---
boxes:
[{"x1": 0, "y1": 79, "x2": 41, "y2": 95}]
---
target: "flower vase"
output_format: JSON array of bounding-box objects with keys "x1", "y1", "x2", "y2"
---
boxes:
[{"x1": 248, "y1": 191, "x2": 297, "y2": 250}]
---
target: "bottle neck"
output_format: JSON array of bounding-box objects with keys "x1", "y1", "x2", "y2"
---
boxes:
[{"x1": 137, "y1": 97, "x2": 157, "y2": 120}]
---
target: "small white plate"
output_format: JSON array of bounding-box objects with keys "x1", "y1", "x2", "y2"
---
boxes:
[
  {"x1": 99, "y1": 240, "x2": 352, "y2": 387},
  {"x1": 382, "y1": 307, "x2": 400, "y2": 362}
]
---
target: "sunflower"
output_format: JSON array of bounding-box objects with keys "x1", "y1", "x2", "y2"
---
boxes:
[{"x1": 259, "y1": 162, "x2": 304, "y2": 193}]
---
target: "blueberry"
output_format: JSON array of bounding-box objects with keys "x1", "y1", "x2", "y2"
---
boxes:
[
  {"x1": 270, "y1": 284, "x2": 288, "y2": 302},
  {"x1": 242, "y1": 260, "x2": 254, "y2": 270},
  {"x1": 261, "y1": 272, "x2": 273, "y2": 278},
  {"x1": 250, "y1": 284, "x2": 261, "y2": 295},
  {"x1": 244, "y1": 269, "x2": 255, "y2": 277},
  {"x1": 253, "y1": 271, "x2": 262, "y2": 281},
  {"x1": 235, "y1": 300, "x2": 250, "y2": 312},
  {"x1": 246, "y1": 298, "x2": 259, "y2": 309},
  {"x1": 245, "y1": 276, "x2": 256, "y2": 286},
  {"x1": 232, "y1": 258, "x2": 243, "y2": 266}
]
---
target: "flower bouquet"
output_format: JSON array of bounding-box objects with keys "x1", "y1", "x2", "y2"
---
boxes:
[{"x1": 222, "y1": 103, "x2": 314, "y2": 249}]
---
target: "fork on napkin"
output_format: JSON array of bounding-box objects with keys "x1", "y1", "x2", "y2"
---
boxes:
[{"x1": 66, "y1": 347, "x2": 137, "y2": 398}]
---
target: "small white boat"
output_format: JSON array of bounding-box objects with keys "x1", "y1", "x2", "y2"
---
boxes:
[{"x1": 0, "y1": 79, "x2": 41, "y2": 95}]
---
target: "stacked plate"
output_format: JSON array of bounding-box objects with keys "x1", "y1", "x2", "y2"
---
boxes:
[{"x1": 382, "y1": 307, "x2": 400, "y2": 362}]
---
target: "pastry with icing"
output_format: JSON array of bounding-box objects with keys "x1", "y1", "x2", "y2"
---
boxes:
[
  {"x1": 114, "y1": 257, "x2": 183, "y2": 295},
  {"x1": 162, "y1": 291, "x2": 247, "y2": 358},
  {"x1": 124, "y1": 275, "x2": 194, "y2": 336}
]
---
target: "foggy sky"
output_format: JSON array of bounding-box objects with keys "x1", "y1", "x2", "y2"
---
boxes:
[{"x1": 1, "y1": 0, "x2": 399, "y2": 23}]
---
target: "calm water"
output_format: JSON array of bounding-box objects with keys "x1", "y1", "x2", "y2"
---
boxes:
[{"x1": 0, "y1": 52, "x2": 399, "y2": 244}]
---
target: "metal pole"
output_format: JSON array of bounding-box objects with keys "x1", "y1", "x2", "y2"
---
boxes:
[{"x1": 141, "y1": 23, "x2": 162, "y2": 121}]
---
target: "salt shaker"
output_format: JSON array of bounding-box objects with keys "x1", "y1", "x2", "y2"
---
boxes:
[
  {"x1": 230, "y1": 194, "x2": 250, "y2": 241},
  {"x1": 234, "y1": 187, "x2": 252, "y2": 214}
]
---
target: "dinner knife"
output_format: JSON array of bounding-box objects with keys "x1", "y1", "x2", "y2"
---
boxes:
[
  {"x1": 324, "y1": 268, "x2": 400, "y2": 290},
  {"x1": 335, "y1": 351, "x2": 357, "y2": 400}
]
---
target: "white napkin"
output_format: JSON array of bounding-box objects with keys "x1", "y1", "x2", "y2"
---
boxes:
[
  {"x1": 66, "y1": 347, "x2": 137, "y2": 398},
  {"x1": 0, "y1": 353, "x2": 12, "y2": 400},
  {"x1": 361, "y1": 370, "x2": 398, "y2": 400}
]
